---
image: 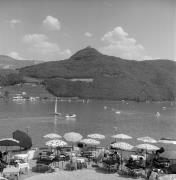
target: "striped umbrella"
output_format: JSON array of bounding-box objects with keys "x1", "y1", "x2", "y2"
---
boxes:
[
  {"x1": 46, "y1": 139, "x2": 67, "y2": 148},
  {"x1": 0, "y1": 138, "x2": 19, "y2": 146}
]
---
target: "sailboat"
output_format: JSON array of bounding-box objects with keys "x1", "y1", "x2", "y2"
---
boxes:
[
  {"x1": 54, "y1": 98, "x2": 61, "y2": 115},
  {"x1": 65, "y1": 113, "x2": 77, "y2": 119}
]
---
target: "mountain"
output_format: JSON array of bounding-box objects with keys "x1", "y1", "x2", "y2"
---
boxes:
[
  {"x1": 0, "y1": 55, "x2": 42, "y2": 69},
  {"x1": 19, "y1": 47, "x2": 176, "y2": 101}
]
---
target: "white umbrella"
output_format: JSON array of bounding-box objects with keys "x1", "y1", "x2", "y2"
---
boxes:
[
  {"x1": 46, "y1": 139, "x2": 67, "y2": 148},
  {"x1": 137, "y1": 136, "x2": 157, "y2": 143},
  {"x1": 87, "y1": 134, "x2": 105, "y2": 140},
  {"x1": 63, "y1": 132, "x2": 83, "y2": 143},
  {"x1": 111, "y1": 142, "x2": 134, "y2": 170},
  {"x1": 136, "y1": 144, "x2": 160, "y2": 151},
  {"x1": 80, "y1": 138, "x2": 100, "y2": 146},
  {"x1": 158, "y1": 138, "x2": 176, "y2": 145},
  {"x1": 111, "y1": 142, "x2": 134, "y2": 151},
  {"x1": 111, "y1": 133, "x2": 132, "y2": 140},
  {"x1": 158, "y1": 139, "x2": 176, "y2": 145},
  {"x1": 43, "y1": 133, "x2": 62, "y2": 139},
  {"x1": 136, "y1": 143, "x2": 160, "y2": 168}
]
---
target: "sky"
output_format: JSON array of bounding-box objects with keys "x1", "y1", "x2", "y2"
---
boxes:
[{"x1": 0, "y1": 0, "x2": 175, "y2": 61}]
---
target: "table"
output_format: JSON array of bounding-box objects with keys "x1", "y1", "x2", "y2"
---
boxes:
[
  {"x1": 3, "y1": 167, "x2": 19, "y2": 180},
  {"x1": 76, "y1": 157, "x2": 86, "y2": 163},
  {"x1": 130, "y1": 155, "x2": 146, "y2": 161},
  {"x1": 76, "y1": 157, "x2": 87, "y2": 169},
  {"x1": 13, "y1": 154, "x2": 28, "y2": 162}
]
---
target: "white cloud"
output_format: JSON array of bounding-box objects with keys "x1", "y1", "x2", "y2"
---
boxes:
[
  {"x1": 22, "y1": 33, "x2": 71, "y2": 60},
  {"x1": 8, "y1": 51, "x2": 24, "y2": 60},
  {"x1": 8, "y1": 19, "x2": 21, "y2": 28},
  {"x1": 99, "y1": 26, "x2": 151, "y2": 60},
  {"x1": 43, "y1": 16, "x2": 61, "y2": 31},
  {"x1": 84, "y1": 32, "x2": 93, "y2": 37}
]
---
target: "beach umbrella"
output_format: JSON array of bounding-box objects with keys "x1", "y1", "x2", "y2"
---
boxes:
[
  {"x1": 13, "y1": 130, "x2": 32, "y2": 150},
  {"x1": 0, "y1": 138, "x2": 20, "y2": 153},
  {"x1": 137, "y1": 136, "x2": 157, "y2": 143},
  {"x1": 43, "y1": 133, "x2": 62, "y2": 139},
  {"x1": 136, "y1": 143, "x2": 160, "y2": 168},
  {"x1": 111, "y1": 134, "x2": 132, "y2": 141},
  {"x1": 80, "y1": 138, "x2": 100, "y2": 146},
  {"x1": 158, "y1": 140, "x2": 176, "y2": 145},
  {"x1": 64, "y1": 132, "x2": 83, "y2": 150},
  {"x1": 158, "y1": 138, "x2": 176, "y2": 145},
  {"x1": 111, "y1": 142, "x2": 134, "y2": 151},
  {"x1": 136, "y1": 144, "x2": 160, "y2": 151},
  {"x1": 46, "y1": 139, "x2": 67, "y2": 148},
  {"x1": 87, "y1": 133, "x2": 105, "y2": 140},
  {"x1": 63, "y1": 132, "x2": 83, "y2": 143},
  {"x1": 0, "y1": 138, "x2": 19, "y2": 147},
  {"x1": 111, "y1": 142, "x2": 134, "y2": 170}
]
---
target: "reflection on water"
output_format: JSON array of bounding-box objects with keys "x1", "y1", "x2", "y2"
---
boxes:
[{"x1": 0, "y1": 100, "x2": 175, "y2": 150}]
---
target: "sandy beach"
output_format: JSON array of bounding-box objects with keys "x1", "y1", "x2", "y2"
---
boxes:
[{"x1": 24, "y1": 168, "x2": 145, "y2": 180}]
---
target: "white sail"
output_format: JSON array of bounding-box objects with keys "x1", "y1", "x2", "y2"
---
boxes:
[
  {"x1": 54, "y1": 98, "x2": 60, "y2": 115},
  {"x1": 155, "y1": 112, "x2": 160, "y2": 119}
]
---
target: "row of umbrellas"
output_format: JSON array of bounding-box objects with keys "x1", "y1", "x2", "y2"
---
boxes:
[
  {"x1": 44, "y1": 132, "x2": 101, "y2": 148},
  {"x1": 0, "y1": 133, "x2": 173, "y2": 153},
  {"x1": 43, "y1": 132, "x2": 165, "y2": 151},
  {"x1": 44, "y1": 132, "x2": 170, "y2": 144},
  {"x1": 44, "y1": 133, "x2": 105, "y2": 141}
]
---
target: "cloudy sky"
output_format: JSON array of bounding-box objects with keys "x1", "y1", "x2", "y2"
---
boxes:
[{"x1": 0, "y1": 0, "x2": 175, "y2": 61}]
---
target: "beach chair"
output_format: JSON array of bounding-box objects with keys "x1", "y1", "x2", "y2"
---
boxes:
[
  {"x1": 109, "y1": 164, "x2": 117, "y2": 173},
  {"x1": 69, "y1": 160, "x2": 77, "y2": 171}
]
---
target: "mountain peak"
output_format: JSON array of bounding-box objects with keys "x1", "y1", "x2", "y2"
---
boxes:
[{"x1": 70, "y1": 46, "x2": 102, "y2": 60}]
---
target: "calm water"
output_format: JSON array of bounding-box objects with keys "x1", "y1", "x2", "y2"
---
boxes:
[{"x1": 0, "y1": 99, "x2": 175, "y2": 151}]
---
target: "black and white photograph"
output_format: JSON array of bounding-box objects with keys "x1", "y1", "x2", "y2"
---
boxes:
[{"x1": 0, "y1": 0, "x2": 175, "y2": 179}]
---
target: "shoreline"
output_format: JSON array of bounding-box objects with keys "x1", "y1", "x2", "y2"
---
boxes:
[{"x1": 0, "y1": 83, "x2": 175, "y2": 103}]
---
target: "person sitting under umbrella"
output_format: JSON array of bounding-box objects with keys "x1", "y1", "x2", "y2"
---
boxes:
[
  {"x1": 112, "y1": 151, "x2": 120, "y2": 169},
  {"x1": 138, "y1": 157, "x2": 145, "y2": 168}
]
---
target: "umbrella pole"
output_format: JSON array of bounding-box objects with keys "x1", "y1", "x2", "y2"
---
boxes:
[
  {"x1": 6, "y1": 146, "x2": 8, "y2": 164},
  {"x1": 145, "y1": 150, "x2": 147, "y2": 175},
  {"x1": 121, "y1": 150, "x2": 122, "y2": 171}
]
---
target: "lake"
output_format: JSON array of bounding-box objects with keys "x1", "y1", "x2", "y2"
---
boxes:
[{"x1": 0, "y1": 99, "x2": 175, "y2": 151}]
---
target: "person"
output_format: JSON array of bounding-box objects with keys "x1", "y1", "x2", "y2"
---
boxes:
[
  {"x1": 138, "y1": 149, "x2": 144, "y2": 156},
  {"x1": 149, "y1": 169, "x2": 159, "y2": 180},
  {"x1": 113, "y1": 151, "x2": 120, "y2": 164},
  {"x1": 6, "y1": 152, "x2": 11, "y2": 165},
  {"x1": 0, "y1": 151, "x2": 2, "y2": 159},
  {"x1": 138, "y1": 157, "x2": 145, "y2": 168},
  {"x1": 103, "y1": 153, "x2": 108, "y2": 162},
  {"x1": 70, "y1": 155, "x2": 77, "y2": 170}
]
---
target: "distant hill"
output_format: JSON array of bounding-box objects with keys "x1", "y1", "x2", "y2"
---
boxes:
[
  {"x1": 19, "y1": 47, "x2": 176, "y2": 101},
  {"x1": 0, "y1": 55, "x2": 42, "y2": 69},
  {"x1": 0, "y1": 55, "x2": 43, "y2": 86}
]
